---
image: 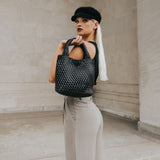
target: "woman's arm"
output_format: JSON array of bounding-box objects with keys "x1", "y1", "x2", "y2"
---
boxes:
[{"x1": 48, "y1": 36, "x2": 84, "y2": 84}]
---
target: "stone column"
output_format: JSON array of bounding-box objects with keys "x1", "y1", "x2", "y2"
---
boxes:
[{"x1": 137, "y1": 0, "x2": 160, "y2": 138}]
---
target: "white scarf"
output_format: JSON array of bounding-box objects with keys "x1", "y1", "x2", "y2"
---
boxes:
[{"x1": 96, "y1": 25, "x2": 109, "y2": 81}]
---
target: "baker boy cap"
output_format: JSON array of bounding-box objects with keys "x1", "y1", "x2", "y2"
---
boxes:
[{"x1": 71, "y1": 6, "x2": 101, "y2": 24}]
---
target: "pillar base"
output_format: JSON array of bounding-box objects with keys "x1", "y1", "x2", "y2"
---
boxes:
[{"x1": 138, "y1": 121, "x2": 160, "y2": 140}]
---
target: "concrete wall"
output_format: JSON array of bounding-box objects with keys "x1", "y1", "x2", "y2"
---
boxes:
[
  {"x1": 0, "y1": 0, "x2": 139, "y2": 122},
  {"x1": 93, "y1": 0, "x2": 139, "y2": 121},
  {"x1": 137, "y1": 0, "x2": 160, "y2": 137},
  {"x1": 0, "y1": 0, "x2": 96, "y2": 113}
]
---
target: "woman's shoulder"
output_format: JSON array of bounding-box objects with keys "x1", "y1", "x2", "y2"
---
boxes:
[
  {"x1": 84, "y1": 41, "x2": 98, "y2": 52},
  {"x1": 68, "y1": 41, "x2": 97, "y2": 60},
  {"x1": 83, "y1": 41, "x2": 96, "y2": 60}
]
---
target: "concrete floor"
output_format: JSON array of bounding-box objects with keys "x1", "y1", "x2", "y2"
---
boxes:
[{"x1": 0, "y1": 111, "x2": 160, "y2": 160}]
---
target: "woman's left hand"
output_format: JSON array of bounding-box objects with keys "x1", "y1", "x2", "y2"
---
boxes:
[
  {"x1": 58, "y1": 35, "x2": 84, "y2": 50},
  {"x1": 70, "y1": 35, "x2": 84, "y2": 46}
]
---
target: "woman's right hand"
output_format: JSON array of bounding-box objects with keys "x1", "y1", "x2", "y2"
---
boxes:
[{"x1": 58, "y1": 40, "x2": 67, "y2": 49}]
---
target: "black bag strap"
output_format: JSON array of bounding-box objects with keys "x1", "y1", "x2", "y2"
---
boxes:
[{"x1": 62, "y1": 37, "x2": 91, "y2": 59}]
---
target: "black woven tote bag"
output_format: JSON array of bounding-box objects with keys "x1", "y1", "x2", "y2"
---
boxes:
[{"x1": 55, "y1": 37, "x2": 95, "y2": 97}]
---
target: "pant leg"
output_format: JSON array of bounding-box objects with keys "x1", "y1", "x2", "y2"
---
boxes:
[
  {"x1": 75, "y1": 101, "x2": 104, "y2": 160},
  {"x1": 95, "y1": 107, "x2": 105, "y2": 160},
  {"x1": 63, "y1": 97, "x2": 76, "y2": 160}
]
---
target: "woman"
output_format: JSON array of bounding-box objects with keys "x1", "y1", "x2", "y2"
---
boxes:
[{"x1": 48, "y1": 6, "x2": 108, "y2": 160}]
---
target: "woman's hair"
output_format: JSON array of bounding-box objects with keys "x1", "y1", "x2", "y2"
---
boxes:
[
  {"x1": 91, "y1": 19, "x2": 98, "y2": 42},
  {"x1": 91, "y1": 19, "x2": 109, "y2": 81}
]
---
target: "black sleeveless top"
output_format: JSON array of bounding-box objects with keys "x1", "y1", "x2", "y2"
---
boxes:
[{"x1": 88, "y1": 41, "x2": 99, "y2": 85}]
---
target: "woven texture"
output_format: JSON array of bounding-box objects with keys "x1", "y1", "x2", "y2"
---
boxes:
[{"x1": 55, "y1": 37, "x2": 95, "y2": 97}]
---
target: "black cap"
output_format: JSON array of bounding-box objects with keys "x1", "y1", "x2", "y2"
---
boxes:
[{"x1": 71, "y1": 6, "x2": 101, "y2": 24}]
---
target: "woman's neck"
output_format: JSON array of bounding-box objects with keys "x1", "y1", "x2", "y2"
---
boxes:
[{"x1": 81, "y1": 33, "x2": 95, "y2": 42}]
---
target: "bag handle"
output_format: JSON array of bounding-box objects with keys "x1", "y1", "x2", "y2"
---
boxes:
[{"x1": 62, "y1": 37, "x2": 91, "y2": 59}]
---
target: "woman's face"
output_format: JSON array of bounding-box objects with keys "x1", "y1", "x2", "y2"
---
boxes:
[{"x1": 74, "y1": 17, "x2": 98, "y2": 36}]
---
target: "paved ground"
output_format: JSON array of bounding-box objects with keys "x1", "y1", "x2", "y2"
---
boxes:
[{"x1": 0, "y1": 110, "x2": 160, "y2": 160}]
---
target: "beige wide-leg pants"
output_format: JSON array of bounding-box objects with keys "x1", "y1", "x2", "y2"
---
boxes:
[{"x1": 63, "y1": 95, "x2": 105, "y2": 160}]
